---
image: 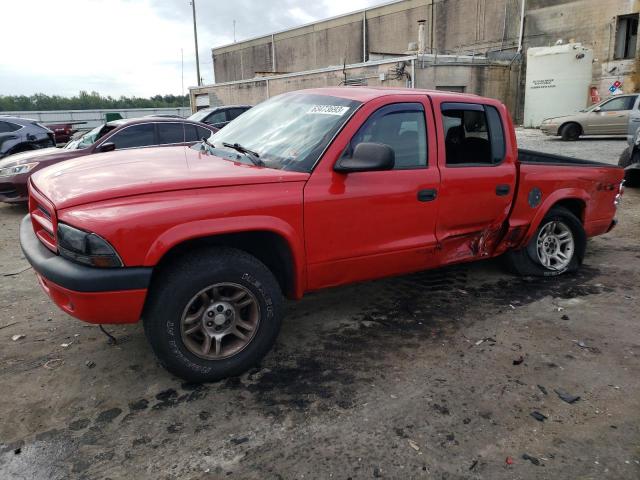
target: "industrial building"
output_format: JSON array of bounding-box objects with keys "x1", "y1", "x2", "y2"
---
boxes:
[{"x1": 190, "y1": 0, "x2": 639, "y2": 122}]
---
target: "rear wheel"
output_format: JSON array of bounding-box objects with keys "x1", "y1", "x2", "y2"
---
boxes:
[
  {"x1": 143, "y1": 247, "x2": 283, "y2": 382},
  {"x1": 505, "y1": 207, "x2": 586, "y2": 277},
  {"x1": 560, "y1": 123, "x2": 581, "y2": 141}
]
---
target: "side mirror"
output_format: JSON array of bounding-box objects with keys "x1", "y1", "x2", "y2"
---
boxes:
[
  {"x1": 96, "y1": 142, "x2": 116, "y2": 153},
  {"x1": 593, "y1": 106, "x2": 601, "y2": 113},
  {"x1": 334, "y1": 142, "x2": 395, "y2": 173}
]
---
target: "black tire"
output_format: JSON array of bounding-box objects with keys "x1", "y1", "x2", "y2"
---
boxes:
[
  {"x1": 619, "y1": 147, "x2": 640, "y2": 187},
  {"x1": 143, "y1": 247, "x2": 283, "y2": 382},
  {"x1": 560, "y1": 123, "x2": 581, "y2": 141},
  {"x1": 504, "y1": 207, "x2": 586, "y2": 277}
]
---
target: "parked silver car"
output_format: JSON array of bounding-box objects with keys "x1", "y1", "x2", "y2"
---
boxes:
[{"x1": 541, "y1": 94, "x2": 639, "y2": 141}]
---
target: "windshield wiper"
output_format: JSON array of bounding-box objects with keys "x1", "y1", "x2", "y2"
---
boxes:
[{"x1": 222, "y1": 142, "x2": 264, "y2": 166}]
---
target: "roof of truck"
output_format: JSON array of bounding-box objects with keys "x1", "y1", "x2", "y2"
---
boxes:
[{"x1": 296, "y1": 86, "x2": 482, "y2": 103}]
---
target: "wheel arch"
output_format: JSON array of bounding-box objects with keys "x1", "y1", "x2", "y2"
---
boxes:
[
  {"x1": 519, "y1": 190, "x2": 589, "y2": 248},
  {"x1": 145, "y1": 218, "x2": 305, "y2": 300}
]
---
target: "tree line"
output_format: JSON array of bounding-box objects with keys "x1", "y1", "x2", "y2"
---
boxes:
[{"x1": 0, "y1": 91, "x2": 189, "y2": 111}]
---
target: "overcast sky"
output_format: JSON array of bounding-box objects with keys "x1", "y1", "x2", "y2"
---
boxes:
[{"x1": 0, "y1": 0, "x2": 387, "y2": 98}]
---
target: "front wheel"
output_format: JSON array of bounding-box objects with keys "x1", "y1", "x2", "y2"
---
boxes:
[
  {"x1": 505, "y1": 207, "x2": 586, "y2": 277},
  {"x1": 143, "y1": 247, "x2": 283, "y2": 382},
  {"x1": 560, "y1": 123, "x2": 581, "y2": 141}
]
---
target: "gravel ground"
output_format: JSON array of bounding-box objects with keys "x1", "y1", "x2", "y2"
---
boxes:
[{"x1": 1, "y1": 136, "x2": 639, "y2": 480}]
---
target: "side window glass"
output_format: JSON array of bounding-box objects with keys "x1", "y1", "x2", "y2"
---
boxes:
[
  {"x1": 442, "y1": 105, "x2": 493, "y2": 165},
  {"x1": 341, "y1": 104, "x2": 427, "y2": 169},
  {"x1": 206, "y1": 111, "x2": 226, "y2": 125},
  {"x1": 228, "y1": 108, "x2": 248, "y2": 120},
  {"x1": 157, "y1": 123, "x2": 186, "y2": 145},
  {"x1": 108, "y1": 124, "x2": 155, "y2": 149},
  {"x1": 0, "y1": 121, "x2": 21, "y2": 133},
  {"x1": 197, "y1": 126, "x2": 213, "y2": 139},
  {"x1": 600, "y1": 97, "x2": 634, "y2": 111},
  {"x1": 485, "y1": 106, "x2": 506, "y2": 163}
]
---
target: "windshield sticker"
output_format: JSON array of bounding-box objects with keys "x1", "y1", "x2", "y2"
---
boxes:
[{"x1": 307, "y1": 105, "x2": 350, "y2": 116}]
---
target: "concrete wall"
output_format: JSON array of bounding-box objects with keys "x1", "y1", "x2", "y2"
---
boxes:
[
  {"x1": 192, "y1": 58, "x2": 412, "y2": 108},
  {"x1": 191, "y1": 56, "x2": 518, "y2": 116},
  {"x1": 212, "y1": 0, "x2": 433, "y2": 83}
]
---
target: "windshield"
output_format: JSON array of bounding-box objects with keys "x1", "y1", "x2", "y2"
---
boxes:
[
  {"x1": 72, "y1": 124, "x2": 107, "y2": 149},
  {"x1": 204, "y1": 93, "x2": 361, "y2": 172}
]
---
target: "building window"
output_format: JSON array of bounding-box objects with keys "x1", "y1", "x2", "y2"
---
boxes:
[{"x1": 614, "y1": 14, "x2": 638, "y2": 60}]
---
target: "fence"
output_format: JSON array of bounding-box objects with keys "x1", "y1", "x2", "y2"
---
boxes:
[{"x1": 0, "y1": 107, "x2": 192, "y2": 131}]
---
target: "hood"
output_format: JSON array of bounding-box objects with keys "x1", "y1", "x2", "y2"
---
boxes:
[
  {"x1": 31, "y1": 146, "x2": 309, "y2": 210},
  {"x1": 0, "y1": 147, "x2": 86, "y2": 168},
  {"x1": 542, "y1": 115, "x2": 573, "y2": 123}
]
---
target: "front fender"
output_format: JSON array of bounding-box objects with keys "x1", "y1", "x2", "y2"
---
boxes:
[{"x1": 143, "y1": 215, "x2": 307, "y2": 297}]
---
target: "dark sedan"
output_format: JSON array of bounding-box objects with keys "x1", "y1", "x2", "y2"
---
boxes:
[
  {"x1": 0, "y1": 116, "x2": 55, "y2": 159},
  {"x1": 0, "y1": 117, "x2": 216, "y2": 203},
  {"x1": 188, "y1": 105, "x2": 251, "y2": 129}
]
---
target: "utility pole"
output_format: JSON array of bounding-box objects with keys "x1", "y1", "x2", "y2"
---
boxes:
[{"x1": 191, "y1": 0, "x2": 201, "y2": 86}]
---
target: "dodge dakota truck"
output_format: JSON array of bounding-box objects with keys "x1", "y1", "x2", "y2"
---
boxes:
[{"x1": 20, "y1": 88, "x2": 625, "y2": 382}]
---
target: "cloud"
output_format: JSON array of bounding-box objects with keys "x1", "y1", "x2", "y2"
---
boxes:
[{"x1": 0, "y1": 0, "x2": 387, "y2": 97}]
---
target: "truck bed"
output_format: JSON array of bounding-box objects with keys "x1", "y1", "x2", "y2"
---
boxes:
[{"x1": 518, "y1": 149, "x2": 618, "y2": 168}]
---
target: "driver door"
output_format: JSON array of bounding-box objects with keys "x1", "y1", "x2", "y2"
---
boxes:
[{"x1": 303, "y1": 97, "x2": 440, "y2": 291}]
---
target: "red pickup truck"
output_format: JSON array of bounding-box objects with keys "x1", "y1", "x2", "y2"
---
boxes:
[{"x1": 20, "y1": 88, "x2": 624, "y2": 382}]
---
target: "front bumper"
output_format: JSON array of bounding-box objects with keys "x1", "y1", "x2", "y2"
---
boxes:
[
  {"x1": 540, "y1": 124, "x2": 559, "y2": 136},
  {"x1": 20, "y1": 215, "x2": 152, "y2": 324}
]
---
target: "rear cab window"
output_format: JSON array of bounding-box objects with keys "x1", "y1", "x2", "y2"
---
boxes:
[{"x1": 441, "y1": 103, "x2": 505, "y2": 166}]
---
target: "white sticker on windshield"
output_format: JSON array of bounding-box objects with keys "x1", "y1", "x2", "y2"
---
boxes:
[{"x1": 307, "y1": 105, "x2": 350, "y2": 116}]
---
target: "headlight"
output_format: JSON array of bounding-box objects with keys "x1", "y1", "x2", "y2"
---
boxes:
[
  {"x1": 0, "y1": 162, "x2": 39, "y2": 177},
  {"x1": 56, "y1": 223, "x2": 123, "y2": 268}
]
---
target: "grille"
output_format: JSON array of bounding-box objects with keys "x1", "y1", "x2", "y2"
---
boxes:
[{"x1": 28, "y1": 183, "x2": 57, "y2": 253}]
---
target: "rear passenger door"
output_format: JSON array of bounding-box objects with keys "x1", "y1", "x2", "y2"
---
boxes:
[{"x1": 433, "y1": 101, "x2": 516, "y2": 261}]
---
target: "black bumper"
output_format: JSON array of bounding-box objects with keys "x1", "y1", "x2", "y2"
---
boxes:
[{"x1": 19, "y1": 215, "x2": 152, "y2": 293}]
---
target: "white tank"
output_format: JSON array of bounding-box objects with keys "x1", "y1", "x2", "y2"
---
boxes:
[{"x1": 523, "y1": 43, "x2": 593, "y2": 128}]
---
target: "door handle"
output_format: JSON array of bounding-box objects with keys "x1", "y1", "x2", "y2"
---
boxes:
[
  {"x1": 417, "y1": 188, "x2": 437, "y2": 202},
  {"x1": 496, "y1": 184, "x2": 511, "y2": 196}
]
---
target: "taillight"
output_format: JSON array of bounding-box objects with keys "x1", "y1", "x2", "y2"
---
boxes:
[{"x1": 614, "y1": 180, "x2": 624, "y2": 207}]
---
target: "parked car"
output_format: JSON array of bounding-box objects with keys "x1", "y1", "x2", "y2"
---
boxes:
[
  {"x1": 45, "y1": 121, "x2": 87, "y2": 145},
  {"x1": 0, "y1": 117, "x2": 216, "y2": 203},
  {"x1": 540, "y1": 93, "x2": 639, "y2": 140},
  {"x1": 0, "y1": 116, "x2": 55, "y2": 159},
  {"x1": 20, "y1": 87, "x2": 624, "y2": 382},
  {"x1": 619, "y1": 105, "x2": 640, "y2": 186},
  {"x1": 188, "y1": 105, "x2": 252, "y2": 129}
]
